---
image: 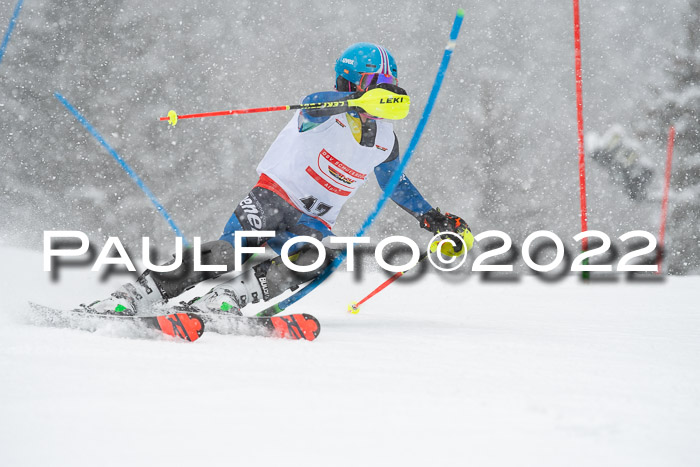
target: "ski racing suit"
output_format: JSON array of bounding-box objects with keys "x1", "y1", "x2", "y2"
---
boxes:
[{"x1": 152, "y1": 90, "x2": 434, "y2": 306}]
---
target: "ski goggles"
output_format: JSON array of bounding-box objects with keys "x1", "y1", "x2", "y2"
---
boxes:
[{"x1": 358, "y1": 72, "x2": 397, "y2": 91}]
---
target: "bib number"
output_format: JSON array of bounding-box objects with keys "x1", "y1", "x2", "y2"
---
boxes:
[{"x1": 300, "y1": 196, "x2": 332, "y2": 216}]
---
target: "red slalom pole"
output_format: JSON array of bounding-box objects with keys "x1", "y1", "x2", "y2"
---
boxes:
[
  {"x1": 348, "y1": 252, "x2": 428, "y2": 314},
  {"x1": 160, "y1": 105, "x2": 290, "y2": 125},
  {"x1": 348, "y1": 271, "x2": 404, "y2": 314},
  {"x1": 657, "y1": 126, "x2": 676, "y2": 273},
  {"x1": 573, "y1": 0, "x2": 589, "y2": 278}
]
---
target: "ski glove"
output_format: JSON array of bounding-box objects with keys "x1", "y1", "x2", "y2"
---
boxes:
[
  {"x1": 364, "y1": 82, "x2": 407, "y2": 95},
  {"x1": 419, "y1": 208, "x2": 474, "y2": 257},
  {"x1": 348, "y1": 83, "x2": 408, "y2": 116},
  {"x1": 349, "y1": 82, "x2": 408, "y2": 99}
]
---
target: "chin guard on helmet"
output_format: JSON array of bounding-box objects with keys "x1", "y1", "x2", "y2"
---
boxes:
[{"x1": 336, "y1": 76, "x2": 358, "y2": 93}]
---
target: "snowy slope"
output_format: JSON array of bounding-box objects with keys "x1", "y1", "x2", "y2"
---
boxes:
[{"x1": 1, "y1": 246, "x2": 699, "y2": 467}]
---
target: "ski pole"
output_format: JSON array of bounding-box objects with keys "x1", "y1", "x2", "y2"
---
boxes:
[
  {"x1": 160, "y1": 87, "x2": 410, "y2": 126},
  {"x1": 348, "y1": 252, "x2": 428, "y2": 314}
]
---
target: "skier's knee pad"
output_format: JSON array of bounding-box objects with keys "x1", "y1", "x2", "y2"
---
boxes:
[{"x1": 151, "y1": 240, "x2": 238, "y2": 299}]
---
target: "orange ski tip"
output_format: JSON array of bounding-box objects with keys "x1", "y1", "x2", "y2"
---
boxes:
[
  {"x1": 271, "y1": 314, "x2": 321, "y2": 341},
  {"x1": 156, "y1": 313, "x2": 205, "y2": 342}
]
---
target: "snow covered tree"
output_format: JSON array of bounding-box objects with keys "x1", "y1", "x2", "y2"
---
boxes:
[
  {"x1": 586, "y1": 125, "x2": 655, "y2": 201},
  {"x1": 639, "y1": 0, "x2": 700, "y2": 273}
]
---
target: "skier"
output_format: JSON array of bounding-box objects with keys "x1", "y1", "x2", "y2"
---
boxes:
[{"x1": 87, "y1": 43, "x2": 474, "y2": 316}]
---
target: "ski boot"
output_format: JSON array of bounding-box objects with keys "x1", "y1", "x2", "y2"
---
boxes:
[
  {"x1": 81, "y1": 272, "x2": 165, "y2": 316},
  {"x1": 187, "y1": 269, "x2": 265, "y2": 315}
]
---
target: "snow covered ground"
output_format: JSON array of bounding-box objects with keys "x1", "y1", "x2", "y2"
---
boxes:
[{"x1": 1, "y1": 245, "x2": 698, "y2": 466}]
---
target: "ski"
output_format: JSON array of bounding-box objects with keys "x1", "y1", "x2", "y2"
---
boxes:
[
  {"x1": 199, "y1": 312, "x2": 321, "y2": 341},
  {"x1": 27, "y1": 302, "x2": 320, "y2": 342},
  {"x1": 27, "y1": 302, "x2": 205, "y2": 342}
]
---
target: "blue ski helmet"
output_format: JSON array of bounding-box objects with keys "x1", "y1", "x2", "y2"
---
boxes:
[{"x1": 335, "y1": 43, "x2": 398, "y2": 92}]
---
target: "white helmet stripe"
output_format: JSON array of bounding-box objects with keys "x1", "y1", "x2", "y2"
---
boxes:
[{"x1": 377, "y1": 45, "x2": 388, "y2": 75}]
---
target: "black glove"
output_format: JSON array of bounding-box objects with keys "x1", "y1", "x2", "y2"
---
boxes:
[
  {"x1": 365, "y1": 82, "x2": 408, "y2": 95},
  {"x1": 420, "y1": 208, "x2": 469, "y2": 234},
  {"x1": 419, "y1": 208, "x2": 474, "y2": 255},
  {"x1": 347, "y1": 82, "x2": 407, "y2": 101},
  {"x1": 305, "y1": 83, "x2": 409, "y2": 117}
]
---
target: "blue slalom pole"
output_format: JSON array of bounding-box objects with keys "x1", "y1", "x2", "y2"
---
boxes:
[
  {"x1": 0, "y1": 0, "x2": 23, "y2": 67},
  {"x1": 258, "y1": 8, "x2": 466, "y2": 316},
  {"x1": 54, "y1": 93, "x2": 188, "y2": 244}
]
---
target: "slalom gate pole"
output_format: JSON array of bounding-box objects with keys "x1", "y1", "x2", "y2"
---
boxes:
[
  {"x1": 348, "y1": 252, "x2": 428, "y2": 314},
  {"x1": 0, "y1": 0, "x2": 23, "y2": 67},
  {"x1": 656, "y1": 126, "x2": 675, "y2": 274},
  {"x1": 573, "y1": 0, "x2": 589, "y2": 280},
  {"x1": 54, "y1": 93, "x2": 189, "y2": 245},
  {"x1": 256, "y1": 8, "x2": 466, "y2": 317}
]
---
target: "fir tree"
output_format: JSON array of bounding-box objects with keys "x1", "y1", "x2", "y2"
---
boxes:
[{"x1": 640, "y1": 0, "x2": 700, "y2": 273}]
